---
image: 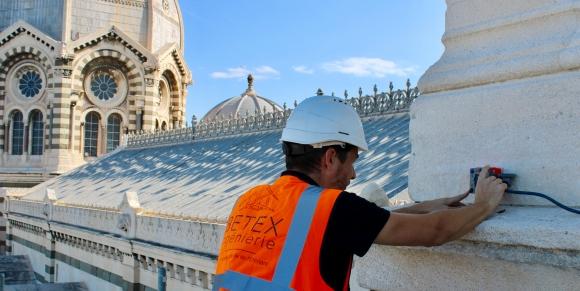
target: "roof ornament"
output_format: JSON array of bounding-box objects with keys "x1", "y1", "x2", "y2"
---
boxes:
[
  {"x1": 248, "y1": 74, "x2": 254, "y2": 88},
  {"x1": 117, "y1": 191, "x2": 142, "y2": 238},
  {"x1": 43, "y1": 188, "x2": 58, "y2": 220},
  {"x1": 243, "y1": 74, "x2": 256, "y2": 97},
  {"x1": 316, "y1": 88, "x2": 324, "y2": 96}
]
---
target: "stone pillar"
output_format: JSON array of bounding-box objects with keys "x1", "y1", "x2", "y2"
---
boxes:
[
  {"x1": 79, "y1": 122, "x2": 84, "y2": 155},
  {"x1": 143, "y1": 70, "x2": 158, "y2": 132},
  {"x1": 410, "y1": 0, "x2": 580, "y2": 206},
  {"x1": 23, "y1": 124, "x2": 29, "y2": 154},
  {"x1": 98, "y1": 122, "x2": 105, "y2": 156},
  {"x1": 2, "y1": 122, "x2": 9, "y2": 155},
  {"x1": 44, "y1": 54, "x2": 81, "y2": 173},
  {"x1": 0, "y1": 191, "x2": 5, "y2": 255},
  {"x1": 358, "y1": 1, "x2": 580, "y2": 290},
  {"x1": 0, "y1": 121, "x2": 4, "y2": 155}
]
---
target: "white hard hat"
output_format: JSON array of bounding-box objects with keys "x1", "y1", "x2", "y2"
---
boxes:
[{"x1": 281, "y1": 95, "x2": 368, "y2": 151}]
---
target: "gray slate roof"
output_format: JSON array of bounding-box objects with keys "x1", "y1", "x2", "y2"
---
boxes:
[
  {"x1": 22, "y1": 113, "x2": 410, "y2": 223},
  {"x1": 0, "y1": 255, "x2": 88, "y2": 291},
  {"x1": 0, "y1": 255, "x2": 36, "y2": 285}
]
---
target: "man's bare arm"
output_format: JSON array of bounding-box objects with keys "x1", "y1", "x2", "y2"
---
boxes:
[
  {"x1": 375, "y1": 202, "x2": 491, "y2": 246},
  {"x1": 374, "y1": 166, "x2": 507, "y2": 246}
]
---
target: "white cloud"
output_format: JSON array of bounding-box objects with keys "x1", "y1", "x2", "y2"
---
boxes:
[
  {"x1": 211, "y1": 66, "x2": 279, "y2": 80},
  {"x1": 322, "y1": 57, "x2": 415, "y2": 78},
  {"x1": 293, "y1": 65, "x2": 314, "y2": 74},
  {"x1": 210, "y1": 67, "x2": 251, "y2": 79},
  {"x1": 255, "y1": 66, "x2": 279, "y2": 76}
]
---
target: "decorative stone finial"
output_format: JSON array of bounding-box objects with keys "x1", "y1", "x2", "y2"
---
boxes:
[
  {"x1": 243, "y1": 74, "x2": 256, "y2": 96},
  {"x1": 247, "y1": 74, "x2": 254, "y2": 89},
  {"x1": 316, "y1": 88, "x2": 324, "y2": 96}
]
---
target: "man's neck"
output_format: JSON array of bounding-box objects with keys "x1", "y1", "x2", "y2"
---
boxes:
[{"x1": 284, "y1": 169, "x2": 322, "y2": 186}]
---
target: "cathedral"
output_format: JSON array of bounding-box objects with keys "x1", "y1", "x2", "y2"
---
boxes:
[
  {"x1": 0, "y1": 0, "x2": 192, "y2": 187},
  {"x1": 3, "y1": 0, "x2": 577, "y2": 290}
]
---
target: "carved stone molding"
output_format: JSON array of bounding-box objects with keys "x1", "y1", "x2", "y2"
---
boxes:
[
  {"x1": 98, "y1": 0, "x2": 148, "y2": 8},
  {"x1": 55, "y1": 68, "x2": 73, "y2": 78}
]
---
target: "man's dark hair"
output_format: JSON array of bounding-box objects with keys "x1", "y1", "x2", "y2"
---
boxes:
[{"x1": 283, "y1": 141, "x2": 356, "y2": 174}]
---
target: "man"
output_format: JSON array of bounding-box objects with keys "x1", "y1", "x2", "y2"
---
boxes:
[{"x1": 214, "y1": 95, "x2": 507, "y2": 290}]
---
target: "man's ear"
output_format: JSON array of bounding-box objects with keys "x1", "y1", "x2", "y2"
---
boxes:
[{"x1": 322, "y1": 148, "x2": 337, "y2": 169}]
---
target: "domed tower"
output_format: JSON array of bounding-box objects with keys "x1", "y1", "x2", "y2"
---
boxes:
[
  {"x1": 0, "y1": 0, "x2": 192, "y2": 186},
  {"x1": 203, "y1": 74, "x2": 283, "y2": 122}
]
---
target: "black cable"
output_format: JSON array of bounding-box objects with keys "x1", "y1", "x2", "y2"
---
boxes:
[{"x1": 507, "y1": 190, "x2": 580, "y2": 215}]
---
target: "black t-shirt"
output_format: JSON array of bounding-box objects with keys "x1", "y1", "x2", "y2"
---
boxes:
[{"x1": 281, "y1": 171, "x2": 391, "y2": 290}]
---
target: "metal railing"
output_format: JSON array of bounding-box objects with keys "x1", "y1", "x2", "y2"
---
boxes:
[{"x1": 127, "y1": 81, "x2": 419, "y2": 148}]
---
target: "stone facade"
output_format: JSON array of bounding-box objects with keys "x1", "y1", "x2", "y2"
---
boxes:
[
  {"x1": 358, "y1": 0, "x2": 580, "y2": 289},
  {"x1": 0, "y1": 0, "x2": 192, "y2": 187},
  {"x1": 3, "y1": 84, "x2": 416, "y2": 290}
]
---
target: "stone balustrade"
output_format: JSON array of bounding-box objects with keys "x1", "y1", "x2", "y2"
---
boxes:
[{"x1": 127, "y1": 81, "x2": 419, "y2": 148}]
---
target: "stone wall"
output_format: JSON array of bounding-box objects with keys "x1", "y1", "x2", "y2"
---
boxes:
[
  {"x1": 0, "y1": 0, "x2": 64, "y2": 40},
  {"x1": 71, "y1": 0, "x2": 148, "y2": 45},
  {"x1": 358, "y1": 0, "x2": 580, "y2": 289},
  {"x1": 6, "y1": 197, "x2": 217, "y2": 289}
]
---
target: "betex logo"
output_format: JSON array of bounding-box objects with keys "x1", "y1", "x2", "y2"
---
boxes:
[{"x1": 223, "y1": 214, "x2": 284, "y2": 250}]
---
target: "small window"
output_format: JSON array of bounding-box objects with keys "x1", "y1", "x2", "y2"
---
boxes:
[
  {"x1": 106, "y1": 114, "x2": 122, "y2": 153},
  {"x1": 84, "y1": 112, "x2": 100, "y2": 157},
  {"x1": 30, "y1": 110, "x2": 44, "y2": 155},
  {"x1": 11, "y1": 111, "x2": 24, "y2": 155}
]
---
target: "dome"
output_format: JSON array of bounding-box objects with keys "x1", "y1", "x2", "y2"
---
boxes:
[
  {"x1": 0, "y1": 0, "x2": 184, "y2": 52},
  {"x1": 202, "y1": 75, "x2": 283, "y2": 122}
]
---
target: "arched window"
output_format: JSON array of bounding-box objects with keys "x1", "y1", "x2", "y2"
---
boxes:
[
  {"x1": 84, "y1": 112, "x2": 100, "y2": 157},
  {"x1": 107, "y1": 114, "x2": 122, "y2": 153},
  {"x1": 11, "y1": 111, "x2": 24, "y2": 155},
  {"x1": 30, "y1": 110, "x2": 44, "y2": 155},
  {"x1": 161, "y1": 121, "x2": 167, "y2": 131}
]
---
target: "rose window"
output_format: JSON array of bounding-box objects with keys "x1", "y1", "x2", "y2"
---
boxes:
[
  {"x1": 90, "y1": 74, "x2": 118, "y2": 101},
  {"x1": 19, "y1": 71, "x2": 43, "y2": 98}
]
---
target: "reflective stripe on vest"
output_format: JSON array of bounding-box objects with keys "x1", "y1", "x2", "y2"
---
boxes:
[{"x1": 213, "y1": 185, "x2": 323, "y2": 291}]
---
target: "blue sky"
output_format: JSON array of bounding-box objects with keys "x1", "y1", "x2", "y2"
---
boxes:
[{"x1": 179, "y1": 1, "x2": 446, "y2": 121}]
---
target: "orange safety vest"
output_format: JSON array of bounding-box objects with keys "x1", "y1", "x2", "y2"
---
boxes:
[{"x1": 214, "y1": 175, "x2": 349, "y2": 291}]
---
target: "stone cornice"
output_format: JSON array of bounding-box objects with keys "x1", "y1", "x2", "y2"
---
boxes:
[
  {"x1": 0, "y1": 20, "x2": 60, "y2": 52},
  {"x1": 155, "y1": 43, "x2": 191, "y2": 82},
  {"x1": 70, "y1": 26, "x2": 157, "y2": 64}
]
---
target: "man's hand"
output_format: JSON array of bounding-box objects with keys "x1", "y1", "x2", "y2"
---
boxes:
[
  {"x1": 376, "y1": 166, "x2": 509, "y2": 247},
  {"x1": 474, "y1": 165, "x2": 507, "y2": 213}
]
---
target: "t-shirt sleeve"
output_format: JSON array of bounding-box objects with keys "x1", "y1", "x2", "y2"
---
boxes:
[{"x1": 325, "y1": 191, "x2": 390, "y2": 257}]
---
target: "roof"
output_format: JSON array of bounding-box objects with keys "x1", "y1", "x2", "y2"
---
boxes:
[
  {"x1": 21, "y1": 113, "x2": 411, "y2": 223},
  {"x1": 0, "y1": 255, "x2": 36, "y2": 285},
  {"x1": 0, "y1": 255, "x2": 87, "y2": 290}
]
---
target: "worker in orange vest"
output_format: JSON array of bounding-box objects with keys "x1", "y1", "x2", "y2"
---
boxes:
[{"x1": 214, "y1": 95, "x2": 507, "y2": 290}]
